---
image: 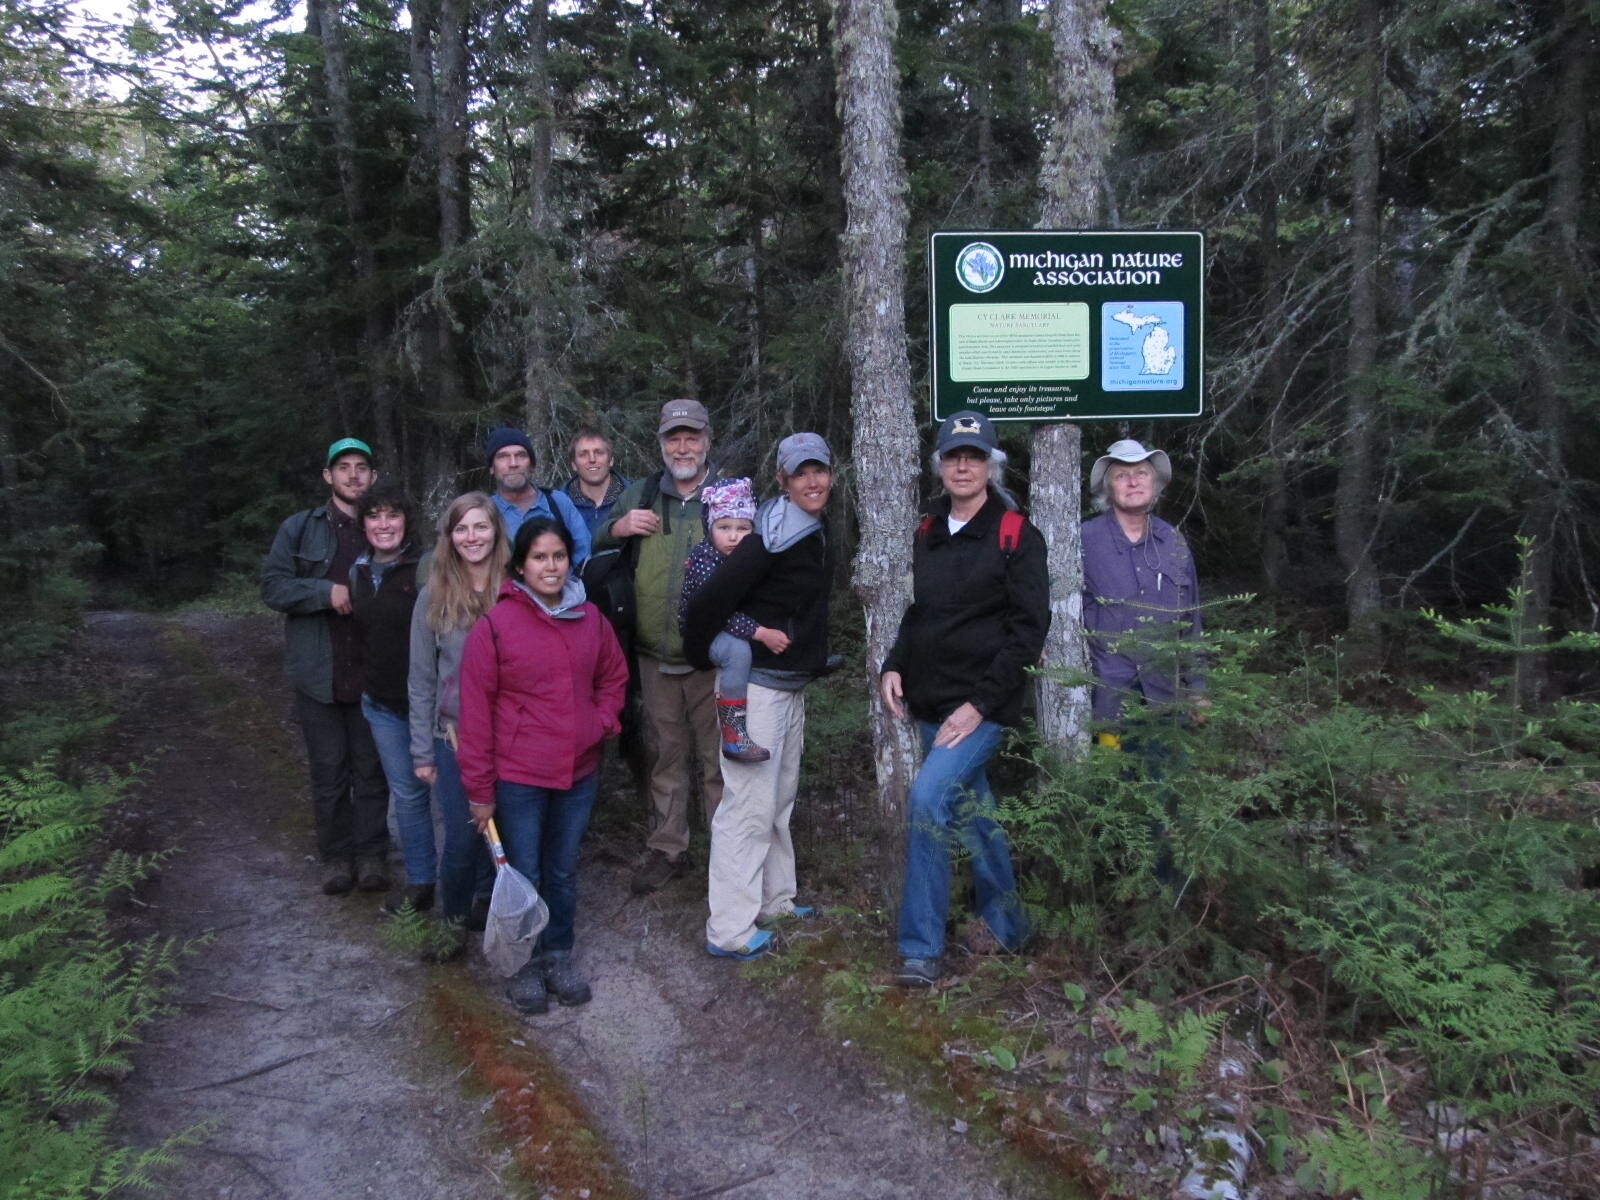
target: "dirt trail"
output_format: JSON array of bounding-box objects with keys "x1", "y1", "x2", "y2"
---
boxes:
[{"x1": 101, "y1": 609, "x2": 1044, "y2": 1199}]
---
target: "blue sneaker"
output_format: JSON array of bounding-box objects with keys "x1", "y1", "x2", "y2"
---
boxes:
[{"x1": 706, "y1": 929, "x2": 773, "y2": 960}]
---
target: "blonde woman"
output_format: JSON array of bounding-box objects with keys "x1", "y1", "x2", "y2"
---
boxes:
[{"x1": 407, "y1": 492, "x2": 508, "y2": 946}]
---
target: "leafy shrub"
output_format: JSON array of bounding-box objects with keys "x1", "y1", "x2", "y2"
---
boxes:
[{"x1": 1003, "y1": 564, "x2": 1600, "y2": 1185}]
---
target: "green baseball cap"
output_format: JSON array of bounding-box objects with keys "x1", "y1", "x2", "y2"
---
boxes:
[{"x1": 326, "y1": 437, "x2": 373, "y2": 466}]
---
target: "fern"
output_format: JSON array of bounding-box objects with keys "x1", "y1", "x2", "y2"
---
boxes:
[
  {"x1": 0, "y1": 762, "x2": 191, "y2": 1198},
  {"x1": 1298, "y1": 1105, "x2": 1438, "y2": 1200}
]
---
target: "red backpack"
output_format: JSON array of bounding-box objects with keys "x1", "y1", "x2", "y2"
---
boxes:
[{"x1": 915, "y1": 508, "x2": 1025, "y2": 558}]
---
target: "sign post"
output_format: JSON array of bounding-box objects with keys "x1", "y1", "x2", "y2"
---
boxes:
[{"x1": 929, "y1": 229, "x2": 1204, "y2": 424}]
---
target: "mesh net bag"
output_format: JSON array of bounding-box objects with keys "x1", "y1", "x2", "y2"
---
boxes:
[{"x1": 481, "y1": 822, "x2": 550, "y2": 978}]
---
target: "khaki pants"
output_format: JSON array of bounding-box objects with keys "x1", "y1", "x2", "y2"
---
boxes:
[
  {"x1": 705, "y1": 685, "x2": 805, "y2": 951},
  {"x1": 637, "y1": 656, "x2": 723, "y2": 860}
]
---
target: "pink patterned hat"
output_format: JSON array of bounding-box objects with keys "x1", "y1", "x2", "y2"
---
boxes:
[{"x1": 702, "y1": 477, "x2": 757, "y2": 523}]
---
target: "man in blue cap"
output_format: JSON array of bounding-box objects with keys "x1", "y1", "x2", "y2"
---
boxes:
[
  {"x1": 261, "y1": 437, "x2": 393, "y2": 896},
  {"x1": 484, "y1": 427, "x2": 591, "y2": 566}
]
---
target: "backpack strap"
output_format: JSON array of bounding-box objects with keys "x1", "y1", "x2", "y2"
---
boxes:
[
  {"x1": 997, "y1": 509, "x2": 1025, "y2": 558},
  {"x1": 914, "y1": 513, "x2": 934, "y2": 541}
]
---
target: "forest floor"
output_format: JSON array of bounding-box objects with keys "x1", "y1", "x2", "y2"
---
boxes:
[{"x1": 91, "y1": 608, "x2": 1060, "y2": 1200}]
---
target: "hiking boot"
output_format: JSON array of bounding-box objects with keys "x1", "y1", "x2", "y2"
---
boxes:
[
  {"x1": 542, "y1": 950, "x2": 592, "y2": 1007},
  {"x1": 896, "y1": 957, "x2": 942, "y2": 988},
  {"x1": 718, "y1": 698, "x2": 771, "y2": 763},
  {"x1": 630, "y1": 850, "x2": 683, "y2": 895},
  {"x1": 466, "y1": 893, "x2": 491, "y2": 932},
  {"x1": 321, "y1": 859, "x2": 355, "y2": 896},
  {"x1": 383, "y1": 882, "x2": 435, "y2": 914},
  {"x1": 958, "y1": 917, "x2": 1002, "y2": 957},
  {"x1": 506, "y1": 959, "x2": 548, "y2": 1014},
  {"x1": 355, "y1": 856, "x2": 390, "y2": 893}
]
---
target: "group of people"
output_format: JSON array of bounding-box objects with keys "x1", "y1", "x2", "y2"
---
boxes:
[{"x1": 261, "y1": 401, "x2": 1203, "y2": 1009}]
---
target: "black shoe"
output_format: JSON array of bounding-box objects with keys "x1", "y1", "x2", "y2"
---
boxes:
[
  {"x1": 383, "y1": 883, "x2": 435, "y2": 914},
  {"x1": 355, "y1": 856, "x2": 390, "y2": 892},
  {"x1": 896, "y1": 956, "x2": 941, "y2": 988},
  {"x1": 506, "y1": 959, "x2": 548, "y2": 1014},
  {"x1": 321, "y1": 860, "x2": 355, "y2": 895},
  {"x1": 542, "y1": 950, "x2": 592, "y2": 1007},
  {"x1": 629, "y1": 850, "x2": 682, "y2": 895},
  {"x1": 466, "y1": 894, "x2": 491, "y2": 932}
]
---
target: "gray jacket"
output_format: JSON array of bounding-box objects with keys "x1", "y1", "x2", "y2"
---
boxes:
[
  {"x1": 259, "y1": 505, "x2": 341, "y2": 703},
  {"x1": 406, "y1": 585, "x2": 472, "y2": 766}
]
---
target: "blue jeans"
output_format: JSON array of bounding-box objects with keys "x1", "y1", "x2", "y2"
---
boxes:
[
  {"x1": 493, "y1": 773, "x2": 598, "y2": 953},
  {"x1": 431, "y1": 736, "x2": 493, "y2": 922},
  {"x1": 897, "y1": 719, "x2": 1028, "y2": 960},
  {"x1": 710, "y1": 631, "x2": 753, "y2": 702},
  {"x1": 361, "y1": 695, "x2": 436, "y2": 885}
]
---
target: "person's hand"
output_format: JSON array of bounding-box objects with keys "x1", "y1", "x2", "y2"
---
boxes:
[
  {"x1": 880, "y1": 670, "x2": 906, "y2": 720},
  {"x1": 754, "y1": 626, "x2": 791, "y2": 654},
  {"x1": 414, "y1": 764, "x2": 438, "y2": 785},
  {"x1": 329, "y1": 583, "x2": 353, "y2": 614},
  {"x1": 612, "y1": 508, "x2": 660, "y2": 538},
  {"x1": 933, "y1": 702, "x2": 982, "y2": 749},
  {"x1": 469, "y1": 802, "x2": 494, "y2": 834}
]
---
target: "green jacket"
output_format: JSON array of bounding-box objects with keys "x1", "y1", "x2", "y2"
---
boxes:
[
  {"x1": 595, "y1": 470, "x2": 713, "y2": 665},
  {"x1": 259, "y1": 504, "x2": 343, "y2": 703}
]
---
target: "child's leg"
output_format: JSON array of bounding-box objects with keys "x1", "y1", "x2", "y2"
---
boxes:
[
  {"x1": 710, "y1": 632, "x2": 752, "y2": 702},
  {"x1": 710, "y1": 633, "x2": 768, "y2": 762}
]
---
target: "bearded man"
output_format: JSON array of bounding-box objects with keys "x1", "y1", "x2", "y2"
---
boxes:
[{"x1": 596, "y1": 399, "x2": 725, "y2": 893}]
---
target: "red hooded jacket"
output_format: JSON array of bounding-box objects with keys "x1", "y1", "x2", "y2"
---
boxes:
[{"x1": 458, "y1": 579, "x2": 629, "y2": 805}]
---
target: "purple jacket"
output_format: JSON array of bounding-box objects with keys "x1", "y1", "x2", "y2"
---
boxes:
[{"x1": 1081, "y1": 512, "x2": 1204, "y2": 722}]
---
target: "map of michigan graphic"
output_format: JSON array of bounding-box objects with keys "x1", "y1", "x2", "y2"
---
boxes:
[
  {"x1": 1101, "y1": 302, "x2": 1185, "y2": 391},
  {"x1": 1110, "y1": 306, "x2": 1177, "y2": 374}
]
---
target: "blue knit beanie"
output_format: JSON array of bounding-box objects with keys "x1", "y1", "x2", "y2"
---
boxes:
[{"x1": 485, "y1": 427, "x2": 534, "y2": 469}]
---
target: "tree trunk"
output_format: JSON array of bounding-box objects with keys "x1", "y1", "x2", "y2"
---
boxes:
[
  {"x1": 310, "y1": 0, "x2": 397, "y2": 462},
  {"x1": 1030, "y1": 0, "x2": 1114, "y2": 751},
  {"x1": 521, "y1": 0, "x2": 559, "y2": 450},
  {"x1": 1252, "y1": 0, "x2": 1289, "y2": 596},
  {"x1": 433, "y1": 0, "x2": 472, "y2": 423},
  {"x1": 831, "y1": 0, "x2": 922, "y2": 903},
  {"x1": 1332, "y1": 0, "x2": 1383, "y2": 657},
  {"x1": 1518, "y1": 0, "x2": 1591, "y2": 708}
]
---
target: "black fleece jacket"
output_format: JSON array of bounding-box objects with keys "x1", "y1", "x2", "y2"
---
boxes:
[
  {"x1": 881, "y1": 491, "x2": 1049, "y2": 727},
  {"x1": 350, "y1": 548, "x2": 423, "y2": 714},
  {"x1": 681, "y1": 520, "x2": 833, "y2": 679}
]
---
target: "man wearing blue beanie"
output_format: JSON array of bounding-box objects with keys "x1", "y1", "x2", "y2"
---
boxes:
[{"x1": 484, "y1": 427, "x2": 591, "y2": 566}]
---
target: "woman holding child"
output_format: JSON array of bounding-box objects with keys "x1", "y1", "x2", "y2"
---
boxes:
[
  {"x1": 458, "y1": 516, "x2": 629, "y2": 1013},
  {"x1": 682, "y1": 433, "x2": 836, "y2": 961}
]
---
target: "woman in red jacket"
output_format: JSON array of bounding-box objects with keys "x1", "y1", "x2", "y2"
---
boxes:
[{"x1": 458, "y1": 516, "x2": 629, "y2": 1014}]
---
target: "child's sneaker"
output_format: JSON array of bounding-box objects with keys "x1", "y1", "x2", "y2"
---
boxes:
[{"x1": 718, "y1": 698, "x2": 771, "y2": 763}]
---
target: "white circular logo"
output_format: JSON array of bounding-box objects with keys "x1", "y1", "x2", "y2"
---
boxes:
[{"x1": 955, "y1": 242, "x2": 1004, "y2": 293}]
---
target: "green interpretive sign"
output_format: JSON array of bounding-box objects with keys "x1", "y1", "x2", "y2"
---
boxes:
[{"x1": 929, "y1": 230, "x2": 1205, "y2": 423}]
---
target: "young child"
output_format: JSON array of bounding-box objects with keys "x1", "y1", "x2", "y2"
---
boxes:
[{"x1": 678, "y1": 478, "x2": 791, "y2": 762}]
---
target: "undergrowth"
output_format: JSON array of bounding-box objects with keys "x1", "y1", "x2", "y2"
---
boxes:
[
  {"x1": 783, "y1": 543, "x2": 1600, "y2": 1197},
  {"x1": 995, "y1": 547, "x2": 1600, "y2": 1195},
  {"x1": 0, "y1": 760, "x2": 196, "y2": 1198}
]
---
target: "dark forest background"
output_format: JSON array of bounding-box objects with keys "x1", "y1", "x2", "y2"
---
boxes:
[{"x1": 3, "y1": 0, "x2": 1597, "y2": 677}]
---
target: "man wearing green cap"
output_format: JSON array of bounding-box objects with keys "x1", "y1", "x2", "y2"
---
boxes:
[{"x1": 261, "y1": 438, "x2": 392, "y2": 896}]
